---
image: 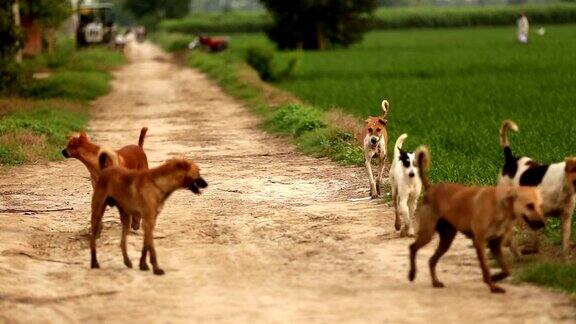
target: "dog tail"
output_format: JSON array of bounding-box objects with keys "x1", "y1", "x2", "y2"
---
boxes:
[
  {"x1": 500, "y1": 119, "x2": 518, "y2": 149},
  {"x1": 381, "y1": 99, "x2": 390, "y2": 116},
  {"x1": 415, "y1": 145, "x2": 431, "y2": 190},
  {"x1": 138, "y1": 127, "x2": 148, "y2": 148},
  {"x1": 98, "y1": 148, "x2": 119, "y2": 171},
  {"x1": 394, "y1": 133, "x2": 408, "y2": 160}
]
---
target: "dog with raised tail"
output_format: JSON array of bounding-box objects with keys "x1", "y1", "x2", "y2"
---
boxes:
[
  {"x1": 62, "y1": 127, "x2": 149, "y2": 230},
  {"x1": 408, "y1": 145, "x2": 545, "y2": 293},
  {"x1": 499, "y1": 119, "x2": 576, "y2": 255},
  {"x1": 90, "y1": 153, "x2": 208, "y2": 275},
  {"x1": 390, "y1": 133, "x2": 422, "y2": 237},
  {"x1": 358, "y1": 99, "x2": 389, "y2": 198}
]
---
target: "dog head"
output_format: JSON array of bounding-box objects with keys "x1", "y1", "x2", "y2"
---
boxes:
[
  {"x1": 564, "y1": 158, "x2": 576, "y2": 192},
  {"x1": 364, "y1": 117, "x2": 387, "y2": 147},
  {"x1": 171, "y1": 159, "x2": 208, "y2": 194},
  {"x1": 398, "y1": 149, "x2": 418, "y2": 179},
  {"x1": 61, "y1": 132, "x2": 91, "y2": 159},
  {"x1": 501, "y1": 186, "x2": 545, "y2": 230}
]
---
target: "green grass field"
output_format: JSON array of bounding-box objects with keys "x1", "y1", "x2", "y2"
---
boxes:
[{"x1": 226, "y1": 25, "x2": 576, "y2": 185}]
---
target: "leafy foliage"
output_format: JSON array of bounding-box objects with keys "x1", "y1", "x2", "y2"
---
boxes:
[
  {"x1": 19, "y1": 0, "x2": 71, "y2": 27},
  {"x1": 259, "y1": 0, "x2": 378, "y2": 50},
  {"x1": 123, "y1": 0, "x2": 190, "y2": 28}
]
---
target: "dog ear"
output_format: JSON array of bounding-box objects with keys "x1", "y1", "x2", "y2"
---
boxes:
[
  {"x1": 364, "y1": 118, "x2": 371, "y2": 124},
  {"x1": 79, "y1": 131, "x2": 88, "y2": 141},
  {"x1": 175, "y1": 160, "x2": 191, "y2": 171},
  {"x1": 499, "y1": 187, "x2": 517, "y2": 209},
  {"x1": 565, "y1": 158, "x2": 576, "y2": 173},
  {"x1": 378, "y1": 118, "x2": 387, "y2": 126}
]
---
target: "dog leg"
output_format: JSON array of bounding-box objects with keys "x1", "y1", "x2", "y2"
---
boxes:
[
  {"x1": 398, "y1": 196, "x2": 411, "y2": 237},
  {"x1": 488, "y1": 237, "x2": 510, "y2": 282},
  {"x1": 408, "y1": 205, "x2": 437, "y2": 282},
  {"x1": 119, "y1": 208, "x2": 133, "y2": 268},
  {"x1": 364, "y1": 157, "x2": 377, "y2": 199},
  {"x1": 392, "y1": 185, "x2": 401, "y2": 231},
  {"x1": 561, "y1": 209, "x2": 574, "y2": 256},
  {"x1": 407, "y1": 194, "x2": 418, "y2": 237},
  {"x1": 90, "y1": 193, "x2": 107, "y2": 269},
  {"x1": 143, "y1": 215, "x2": 164, "y2": 275},
  {"x1": 376, "y1": 158, "x2": 386, "y2": 196},
  {"x1": 139, "y1": 218, "x2": 150, "y2": 271},
  {"x1": 473, "y1": 236, "x2": 505, "y2": 293},
  {"x1": 429, "y1": 220, "x2": 456, "y2": 288}
]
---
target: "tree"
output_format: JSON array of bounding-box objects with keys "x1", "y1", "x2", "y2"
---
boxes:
[
  {"x1": 19, "y1": 0, "x2": 70, "y2": 28},
  {"x1": 123, "y1": 0, "x2": 190, "y2": 27},
  {"x1": 259, "y1": 0, "x2": 378, "y2": 50},
  {"x1": 0, "y1": 1, "x2": 22, "y2": 91}
]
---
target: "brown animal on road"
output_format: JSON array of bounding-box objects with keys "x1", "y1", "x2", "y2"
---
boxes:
[
  {"x1": 408, "y1": 146, "x2": 545, "y2": 293},
  {"x1": 90, "y1": 154, "x2": 207, "y2": 275},
  {"x1": 62, "y1": 127, "x2": 149, "y2": 229},
  {"x1": 358, "y1": 99, "x2": 389, "y2": 198}
]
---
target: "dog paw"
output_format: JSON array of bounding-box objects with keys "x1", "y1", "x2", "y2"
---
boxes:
[
  {"x1": 408, "y1": 269, "x2": 416, "y2": 282},
  {"x1": 432, "y1": 280, "x2": 445, "y2": 288},
  {"x1": 124, "y1": 259, "x2": 133, "y2": 268},
  {"x1": 139, "y1": 263, "x2": 150, "y2": 271},
  {"x1": 370, "y1": 193, "x2": 379, "y2": 199},
  {"x1": 491, "y1": 272, "x2": 509, "y2": 282},
  {"x1": 394, "y1": 218, "x2": 401, "y2": 231},
  {"x1": 90, "y1": 261, "x2": 100, "y2": 269},
  {"x1": 153, "y1": 268, "x2": 165, "y2": 276},
  {"x1": 490, "y1": 285, "x2": 506, "y2": 294}
]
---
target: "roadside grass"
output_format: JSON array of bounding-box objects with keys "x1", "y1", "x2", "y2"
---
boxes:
[
  {"x1": 515, "y1": 259, "x2": 576, "y2": 294},
  {"x1": 0, "y1": 39, "x2": 124, "y2": 165}
]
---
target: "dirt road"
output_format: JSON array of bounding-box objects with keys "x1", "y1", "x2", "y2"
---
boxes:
[{"x1": 0, "y1": 42, "x2": 574, "y2": 323}]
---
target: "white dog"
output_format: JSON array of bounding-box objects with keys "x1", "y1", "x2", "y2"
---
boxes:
[
  {"x1": 390, "y1": 133, "x2": 422, "y2": 236},
  {"x1": 359, "y1": 99, "x2": 389, "y2": 198},
  {"x1": 499, "y1": 120, "x2": 576, "y2": 255}
]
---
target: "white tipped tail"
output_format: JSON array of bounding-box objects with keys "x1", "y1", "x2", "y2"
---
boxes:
[
  {"x1": 393, "y1": 133, "x2": 408, "y2": 160},
  {"x1": 500, "y1": 119, "x2": 518, "y2": 148},
  {"x1": 381, "y1": 99, "x2": 390, "y2": 116}
]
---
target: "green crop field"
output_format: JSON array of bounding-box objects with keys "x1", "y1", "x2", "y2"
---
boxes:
[{"x1": 226, "y1": 25, "x2": 576, "y2": 185}]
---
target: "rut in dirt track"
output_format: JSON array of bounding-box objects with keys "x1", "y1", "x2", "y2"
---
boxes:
[{"x1": 0, "y1": 42, "x2": 574, "y2": 323}]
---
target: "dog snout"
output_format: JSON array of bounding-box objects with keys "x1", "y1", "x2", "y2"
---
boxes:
[
  {"x1": 61, "y1": 149, "x2": 70, "y2": 158},
  {"x1": 370, "y1": 137, "x2": 378, "y2": 145},
  {"x1": 409, "y1": 172, "x2": 415, "y2": 178},
  {"x1": 523, "y1": 215, "x2": 546, "y2": 230},
  {"x1": 196, "y1": 177, "x2": 208, "y2": 188}
]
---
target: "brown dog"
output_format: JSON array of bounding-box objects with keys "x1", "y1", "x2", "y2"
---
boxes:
[
  {"x1": 408, "y1": 146, "x2": 545, "y2": 293},
  {"x1": 358, "y1": 99, "x2": 389, "y2": 198},
  {"x1": 90, "y1": 154, "x2": 207, "y2": 275},
  {"x1": 62, "y1": 127, "x2": 149, "y2": 187},
  {"x1": 62, "y1": 127, "x2": 148, "y2": 230}
]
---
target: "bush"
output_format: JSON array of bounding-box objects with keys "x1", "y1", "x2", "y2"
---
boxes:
[
  {"x1": 265, "y1": 103, "x2": 326, "y2": 137},
  {"x1": 159, "y1": 11, "x2": 271, "y2": 34},
  {"x1": 297, "y1": 128, "x2": 363, "y2": 165},
  {"x1": 245, "y1": 45, "x2": 299, "y2": 81},
  {"x1": 371, "y1": 3, "x2": 576, "y2": 29}
]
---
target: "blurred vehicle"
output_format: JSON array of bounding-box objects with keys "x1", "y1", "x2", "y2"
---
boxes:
[
  {"x1": 189, "y1": 35, "x2": 229, "y2": 52},
  {"x1": 76, "y1": 1, "x2": 115, "y2": 48}
]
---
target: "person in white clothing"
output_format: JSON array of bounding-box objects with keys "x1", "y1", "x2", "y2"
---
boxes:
[{"x1": 517, "y1": 12, "x2": 529, "y2": 44}]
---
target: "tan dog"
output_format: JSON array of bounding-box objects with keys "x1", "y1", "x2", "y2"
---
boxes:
[
  {"x1": 90, "y1": 154, "x2": 208, "y2": 275},
  {"x1": 358, "y1": 99, "x2": 389, "y2": 198},
  {"x1": 62, "y1": 127, "x2": 148, "y2": 230},
  {"x1": 408, "y1": 146, "x2": 545, "y2": 293}
]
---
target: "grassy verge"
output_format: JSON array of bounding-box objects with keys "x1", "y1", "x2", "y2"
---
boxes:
[{"x1": 0, "y1": 39, "x2": 124, "y2": 166}]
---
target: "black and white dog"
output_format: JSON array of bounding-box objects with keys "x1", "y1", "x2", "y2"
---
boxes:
[
  {"x1": 390, "y1": 133, "x2": 422, "y2": 237},
  {"x1": 499, "y1": 119, "x2": 576, "y2": 255}
]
